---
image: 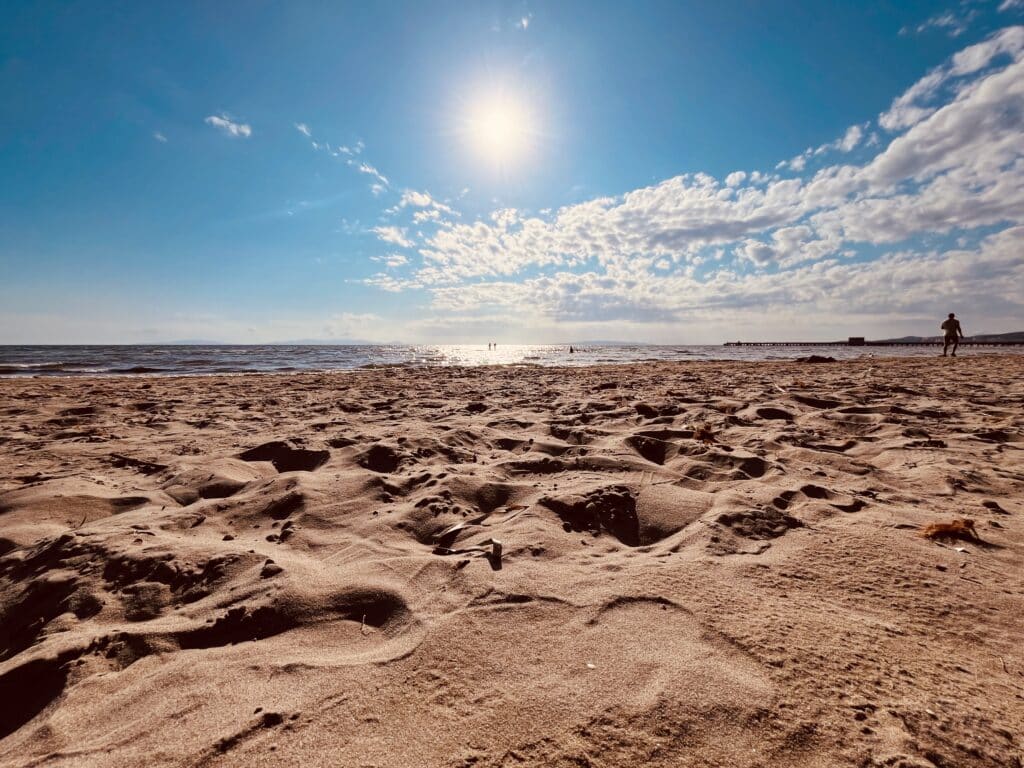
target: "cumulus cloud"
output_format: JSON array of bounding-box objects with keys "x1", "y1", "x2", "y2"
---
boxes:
[
  {"x1": 725, "y1": 171, "x2": 747, "y2": 187},
  {"x1": 204, "y1": 113, "x2": 252, "y2": 138},
  {"x1": 372, "y1": 226, "x2": 415, "y2": 248},
  {"x1": 295, "y1": 122, "x2": 312, "y2": 137},
  {"x1": 398, "y1": 189, "x2": 454, "y2": 213},
  {"x1": 413, "y1": 209, "x2": 442, "y2": 224},
  {"x1": 838, "y1": 124, "x2": 863, "y2": 152},
  {"x1": 361, "y1": 27, "x2": 1024, "y2": 337},
  {"x1": 880, "y1": 26, "x2": 1024, "y2": 131}
]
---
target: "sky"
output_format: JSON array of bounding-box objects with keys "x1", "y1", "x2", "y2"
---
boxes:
[{"x1": 1, "y1": 0, "x2": 1023, "y2": 344}]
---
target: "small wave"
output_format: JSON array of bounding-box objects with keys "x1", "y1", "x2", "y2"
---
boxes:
[{"x1": 108, "y1": 366, "x2": 171, "y2": 374}]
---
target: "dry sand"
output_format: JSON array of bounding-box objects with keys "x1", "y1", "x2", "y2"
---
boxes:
[{"x1": 1, "y1": 356, "x2": 1022, "y2": 767}]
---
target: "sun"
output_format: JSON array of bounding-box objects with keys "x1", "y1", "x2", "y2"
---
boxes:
[{"x1": 464, "y1": 92, "x2": 534, "y2": 164}]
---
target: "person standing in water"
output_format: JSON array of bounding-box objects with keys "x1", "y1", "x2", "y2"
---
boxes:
[{"x1": 941, "y1": 312, "x2": 964, "y2": 357}]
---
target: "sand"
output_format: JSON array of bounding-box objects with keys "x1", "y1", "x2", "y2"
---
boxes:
[{"x1": 1, "y1": 355, "x2": 1022, "y2": 767}]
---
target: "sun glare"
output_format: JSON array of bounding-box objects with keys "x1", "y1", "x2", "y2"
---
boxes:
[{"x1": 464, "y1": 93, "x2": 534, "y2": 165}]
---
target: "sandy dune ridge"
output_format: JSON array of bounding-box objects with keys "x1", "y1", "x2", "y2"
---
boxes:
[{"x1": 0, "y1": 356, "x2": 1022, "y2": 767}]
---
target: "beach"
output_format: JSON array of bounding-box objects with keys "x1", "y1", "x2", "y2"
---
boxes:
[{"x1": 1, "y1": 355, "x2": 1022, "y2": 767}]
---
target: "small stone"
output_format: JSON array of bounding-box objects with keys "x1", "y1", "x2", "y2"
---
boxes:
[{"x1": 260, "y1": 562, "x2": 284, "y2": 578}]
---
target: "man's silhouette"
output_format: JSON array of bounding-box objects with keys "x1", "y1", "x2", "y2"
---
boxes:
[{"x1": 941, "y1": 313, "x2": 964, "y2": 357}]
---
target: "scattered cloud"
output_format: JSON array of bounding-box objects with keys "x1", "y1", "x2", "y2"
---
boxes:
[
  {"x1": 516, "y1": 13, "x2": 532, "y2": 30},
  {"x1": 880, "y1": 25, "x2": 1024, "y2": 130},
  {"x1": 153, "y1": 131, "x2": 167, "y2": 143},
  {"x1": 398, "y1": 189, "x2": 455, "y2": 214},
  {"x1": 372, "y1": 226, "x2": 415, "y2": 248},
  {"x1": 371, "y1": 253, "x2": 409, "y2": 268},
  {"x1": 354, "y1": 161, "x2": 389, "y2": 187},
  {"x1": 781, "y1": 122, "x2": 866, "y2": 170},
  {"x1": 295, "y1": 122, "x2": 312, "y2": 137},
  {"x1": 1001, "y1": 0, "x2": 1024, "y2": 11},
  {"x1": 358, "y1": 26, "x2": 1024, "y2": 337},
  {"x1": 901, "y1": 9, "x2": 975, "y2": 38},
  {"x1": 204, "y1": 113, "x2": 252, "y2": 138},
  {"x1": 413, "y1": 208, "x2": 441, "y2": 223}
]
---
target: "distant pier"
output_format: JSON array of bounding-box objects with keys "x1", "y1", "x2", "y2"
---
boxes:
[{"x1": 724, "y1": 337, "x2": 1024, "y2": 348}]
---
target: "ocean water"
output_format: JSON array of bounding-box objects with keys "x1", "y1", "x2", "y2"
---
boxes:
[{"x1": 0, "y1": 343, "x2": 1018, "y2": 377}]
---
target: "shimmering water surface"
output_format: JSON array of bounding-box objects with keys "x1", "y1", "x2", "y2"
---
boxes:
[{"x1": 0, "y1": 343, "x2": 1018, "y2": 377}]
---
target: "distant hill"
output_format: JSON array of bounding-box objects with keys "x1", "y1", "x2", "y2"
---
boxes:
[
  {"x1": 271, "y1": 338, "x2": 384, "y2": 345},
  {"x1": 569, "y1": 340, "x2": 651, "y2": 346},
  {"x1": 162, "y1": 339, "x2": 397, "y2": 346},
  {"x1": 971, "y1": 331, "x2": 1024, "y2": 342},
  {"x1": 876, "y1": 331, "x2": 1024, "y2": 343},
  {"x1": 161, "y1": 339, "x2": 229, "y2": 345}
]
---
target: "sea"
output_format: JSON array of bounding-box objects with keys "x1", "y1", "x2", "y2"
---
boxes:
[{"x1": 0, "y1": 343, "x2": 1018, "y2": 377}]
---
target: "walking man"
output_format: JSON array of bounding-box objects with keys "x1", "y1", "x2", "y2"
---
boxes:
[{"x1": 941, "y1": 313, "x2": 964, "y2": 357}]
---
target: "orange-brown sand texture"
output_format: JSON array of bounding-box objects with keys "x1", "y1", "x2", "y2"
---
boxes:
[{"x1": 1, "y1": 356, "x2": 1022, "y2": 768}]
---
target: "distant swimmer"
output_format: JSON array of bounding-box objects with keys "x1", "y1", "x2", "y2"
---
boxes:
[
  {"x1": 569, "y1": 346, "x2": 574, "y2": 354},
  {"x1": 941, "y1": 312, "x2": 964, "y2": 357}
]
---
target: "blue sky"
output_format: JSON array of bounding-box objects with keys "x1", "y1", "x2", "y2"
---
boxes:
[{"x1": 2, "y1": 1, "x2": 1023, "y2": 343}]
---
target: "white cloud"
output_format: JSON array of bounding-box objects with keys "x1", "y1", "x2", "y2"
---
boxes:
[
  {"x1": 371, "y1": 253, "x2": 409, "y2": 268},
  {"x1": 413, "y1": 209, "x2": 441, "y2": 223},
  {"x1": 783, "y1": 123, "x2": 866, "y2": 170},
  {"x1": 204, "y1": 113, "x2": 252, "y2": 138},
  {"x1": 1001, "y1": 0, "x2": 1024, "y2": 11},
  {"x1": 372, "y1": 226, "x2": 415, "y2": 248},
  {"x1": 401, "y1": 190, "x2": 435, "y2": 207},
  {"x1": 725, "y1": 171, "x2": 747, "y2": 187},
  {"x1": 390, "y1": 189, "x2": 459, "y2": 224},
  {"x1": 879, "y1": 26, "x2": 1024, "y2": 131},
  {"x1": 838, "y1": 124, "x2": 863, "y2": 152},
  {"x1": 355, "y1": 27, "x2": 1024, "y2": 339},
  {"x1": 153, "y1": 131, "x2": 167, "y2": 143},
  {"x1": 516, "y1": 14, "x2": 532, "y2": 30},
  {"x1": 355, "y1": 162, "x2": 389, "y2": 187},
  {"x1": 902, "y1": 10, "x2": 974, "y2": 38},
  {"x1": 362, "y1": 273, "x2": 420, "y2": 293},
  {"x1": 295, "y1": 122, "x2": 312, "y2": 137}
]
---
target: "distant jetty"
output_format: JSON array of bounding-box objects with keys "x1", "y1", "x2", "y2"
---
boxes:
[{"x1": 724, "y1": 336, "x2": 1024, "y2": 347}]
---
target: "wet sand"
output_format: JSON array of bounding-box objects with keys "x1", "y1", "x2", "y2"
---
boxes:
[{"x1": 1, "y1": 356, "x2": 1022, "y2": 767}]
